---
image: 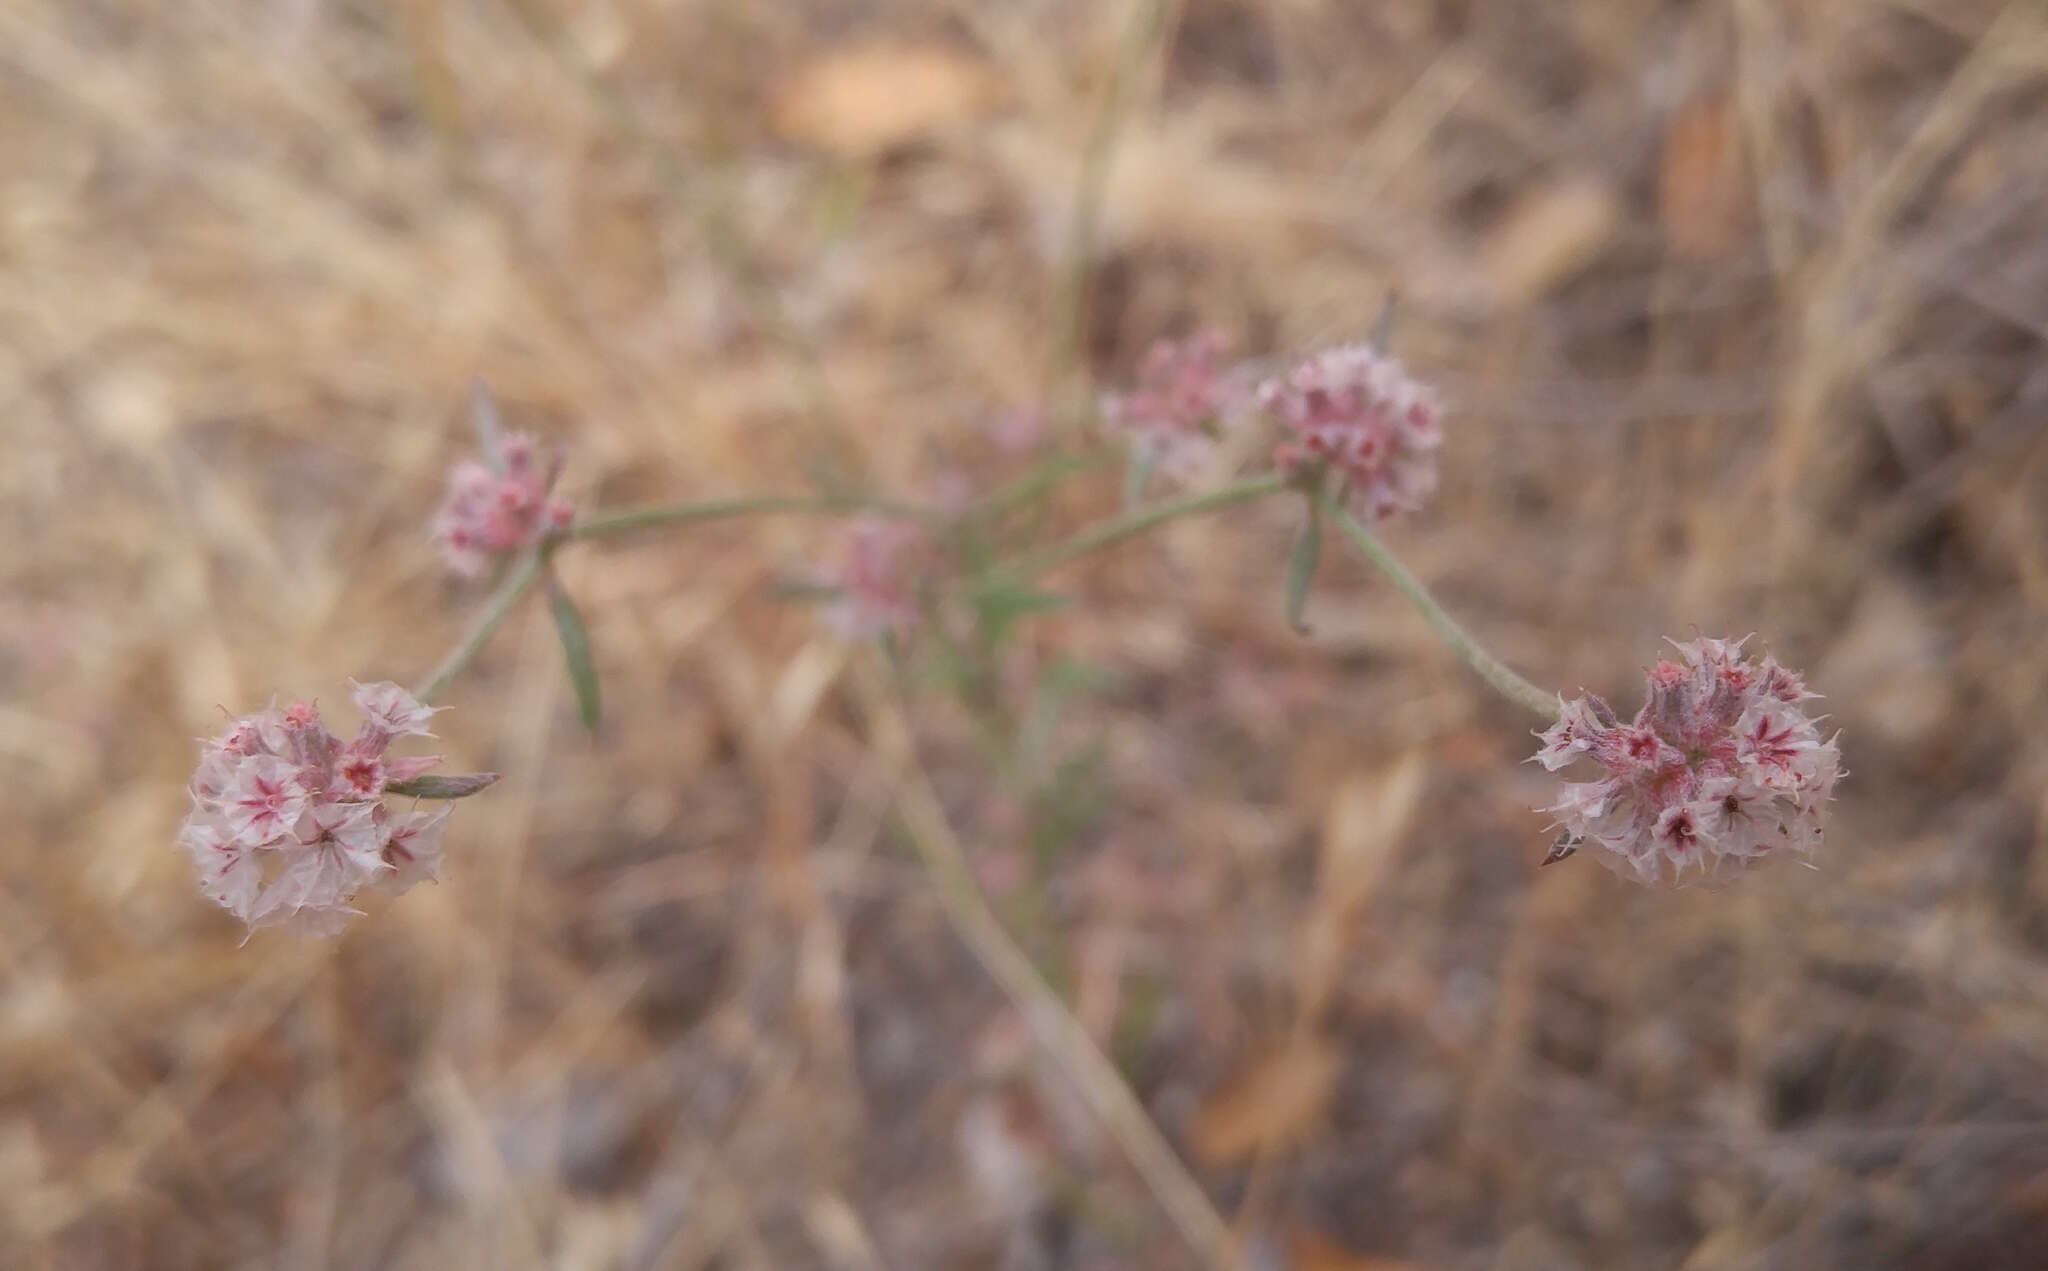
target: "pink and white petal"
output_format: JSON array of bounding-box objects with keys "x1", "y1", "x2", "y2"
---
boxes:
[
  {"x1": 203, "y1": 847, "x2": 263, "y2": 922},
  {"x1": 247, "y1": 821, "x2": 390, "y2": 933},
  {"x1": 349, "y1": 680, "x2": 440, "y2": 739},
  {"x1": 247, "y1": 843, "x2": 357, "y2": 931},
  {"x1": 179, "y1": 815, "x2": 263, "y2": 921},
  {"x1": 223, "y1": 755, "x2": 310, "y2": 845},
  {"x1": 379, "y1": 806, "x2": 451, "y2": 896},
  {"x1": 383, "y1": 753, "x2": 443, "y2": 784},
  {"x1": 308, "y1": 801, "x2": 391, "y2": 880}
]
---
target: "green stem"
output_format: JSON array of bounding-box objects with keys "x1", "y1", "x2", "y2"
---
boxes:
[
  {"x1": 412, "y1": 494, "x2": 924, "y2": 706},
  {"x1": 1326, "y1": 501, "x2": 1556, "y2": 718},
  {"x1": 566, "y1": 493, "x2": 928, "y2": 541},
  {"x1": 1000, "y1": 472, "x2": 1288, "y2": 580},
  {"x1": 412, "y1": 550, "x2": 545, "y2": 704},
  {"x1": 962, "y1": 447, "x2": 1118, "y2": 526}
]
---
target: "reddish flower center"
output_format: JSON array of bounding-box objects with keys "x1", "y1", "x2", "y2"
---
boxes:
[{"x1": 340, "y1": 756, "x2": 382, "y2": 795}]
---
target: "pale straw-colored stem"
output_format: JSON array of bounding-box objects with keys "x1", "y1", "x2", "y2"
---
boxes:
[{"x1": 851, "y1": 662, "x2": 1236, "y2": 1269}]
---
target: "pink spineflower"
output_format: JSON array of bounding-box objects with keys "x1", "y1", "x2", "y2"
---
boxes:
[
  {"x1": 177, "y1": 680, "x2": 496, "y2": 936},
  {"x1": 431, "y1": 428, "x2": 575, "y2": 577},
  {"x1": 1259, "y1": 343, "x2": 1443, "y2": 520},
  {"x1": 1100, "y1": 330, "x2": 1249, "y2": 484},
  {"x1": 824, "y1": 515, "x2": 928, "y2": 641},
  {"x1": 1533, "y1": 636, "x2": 1843, "y2": 886}
]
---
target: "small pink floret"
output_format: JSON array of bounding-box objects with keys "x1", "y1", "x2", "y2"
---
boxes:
[
  {"x1": 381, "y1": 806, "x2": 451, "y2": 896},
  {"x1": 336, "y1": 749, "x2": 386, "y2": 798},
  {"x1": 350, "y1": 679, "x2": 439, "y2": 740}
]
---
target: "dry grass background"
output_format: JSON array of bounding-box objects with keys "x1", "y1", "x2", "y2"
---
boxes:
[{"x1": 5, "y1": 0, "x2": 2048, "y2": 1267}]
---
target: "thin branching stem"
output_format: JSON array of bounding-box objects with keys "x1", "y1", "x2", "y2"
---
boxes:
[
  {"x1": 566, "y1": 493, "x2": 931, "y2": 541},
  {"x1": 413, "y1": 550, "x2": 545, "y2": 704},
  {"x1": 1325, "y1": 500, "x2": 1556, "y2": 718},
  {"x1": 852, "y1": 663, "x2": 1236, "y2": 1270},
  {"x1": 999, "y1": 472, "x2": 1288, "y2": 580},
  {"x1": 416, "y1": 494, "x2": 931, "y2": 703},
  {"x1": 960, "y1": 446, "x2": 1119, "y2": 527}
]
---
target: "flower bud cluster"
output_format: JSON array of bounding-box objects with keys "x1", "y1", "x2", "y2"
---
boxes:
[
  {"x1": 1259, "y1": 343, "x2": 1443, "y2": 521},
  {"x1": 433, "y1": 432, "x2": 574, "y2": 577}
]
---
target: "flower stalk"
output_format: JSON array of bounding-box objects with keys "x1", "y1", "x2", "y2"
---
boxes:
[
  {"x1": 412, "y1": 549, "x2": 545, "y2": 704},
  {"x1": 997, "y1": 472, "x2": 1288, "y2": 581},
  {"x1": 566, "y1": 492, "x2": 930, "y2": 541},
  {"x1": 1323, "y1": 498, "x2": 1556, "y2": 718}
]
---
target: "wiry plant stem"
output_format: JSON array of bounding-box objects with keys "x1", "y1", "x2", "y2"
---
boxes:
[
  {"x1": 960, "y1": 446, "x2": 1118, "y2": 527},
  {"x1": 1001, "y1": 472, "x2": 1288, "y2": 580},
  {"x1": 417, "y1": 493, "x2": 927, "y2": 704},
  {"x1": 1326, "y1": 500, "x2": 1556, "y2": 718},
  {"x1": 566, "y1": 493, "x2": 928, "y2": 541},
  {"x1": 413, "y1": 550, "x2": 545, "y2": 704},
  {"x1": 852, "y1": 662, "x2": 1236, "y2": 1270}
]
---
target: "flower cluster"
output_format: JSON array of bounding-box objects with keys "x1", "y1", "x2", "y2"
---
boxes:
[
  {"x1": 824, "y1": 515, "x2": 929, "y2": 640},
  {"x1": 432, "y1": 432, "x2": 575, "y2": 577},
  {"x1": 1100, "y1": 331, "x2": 1247, "y2": 484},
  {"x1": 177, "y1": 681, "x2": 492, "y2": 935},
  {"x1": 1534, "y1": 637, "x2": 1843, "y2": 885},
  {"x1": 1260, "y1": 343, "x2": 1443, "y2": 520}
]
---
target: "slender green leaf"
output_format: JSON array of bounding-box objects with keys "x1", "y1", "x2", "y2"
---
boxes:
[
  {"x1": 1284, "y1": 500, "x2": 1323, "y2": 635},
  {"x1": 547, "y1": 573, "x2": 602, "y2": 732},
  {"x1": 388, "y1": 772, "x2": 501, "y2": 800}
]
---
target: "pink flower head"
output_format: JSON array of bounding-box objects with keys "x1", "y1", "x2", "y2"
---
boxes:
[
  {"x1": 823, "y1": 515, "x2": 928, "y2": 641},
  {"x1": 1533, "y1": 636, "x2": 1843, "y2": 885},
  {"x1": 177, "y1": 681, "x2": 494, "y2": 935},
  {"x1": 1101, "y1": 330, "x2": 1248, "y2": 484},
  {"x1": 1259, "y1": 343, "x2": 1443, "y2": 520},
  {"x1": 432, "y1": 425, "x2": 572, "y2": 578}
]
